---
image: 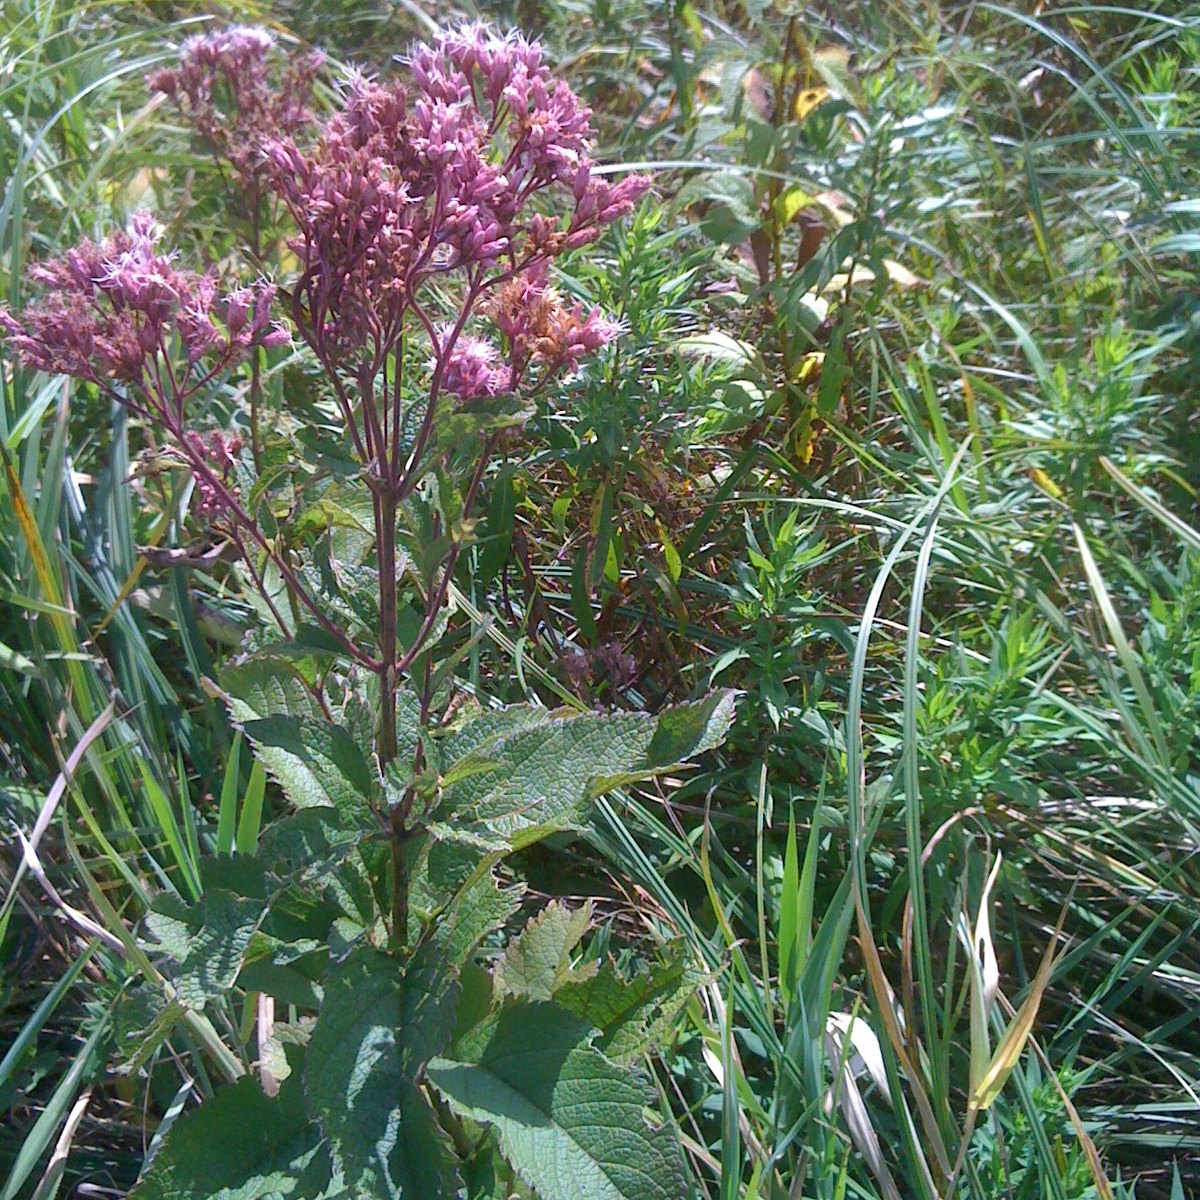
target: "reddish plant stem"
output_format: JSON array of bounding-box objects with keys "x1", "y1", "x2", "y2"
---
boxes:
[
  {"x1": 226, "y1": 523, "x2": 293, "y2": 639},
  {"x1": 392, "y1": 432, "x2": 496, "y2": 681},
  {"x1": 386, "y1": 432, "x2": 497, "y2": 952},
  {"x1": 397, "y1": 283, "x2": 480, "y2": 502},
  {"x1": 178, "y1": 429, "x2": 378, "y2": 669},
  {"x1": 376, "y1": 487, "x2": 401, "y2": 764}
]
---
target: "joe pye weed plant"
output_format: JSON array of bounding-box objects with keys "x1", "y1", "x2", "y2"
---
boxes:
[{"x1": 1, "y1": 24, "x2": 734, "y2": 1200}]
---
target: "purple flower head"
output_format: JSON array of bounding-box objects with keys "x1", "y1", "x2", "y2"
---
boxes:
[
  {"x1": 483, "y1": 262, "x2": 618, "y2": 381},
  {"x1": 149, "y1": 26, "x2": 323, "y2": 186},
  {"x1": 267, "y1": 23, "x2": 648, "y2": 388},
  {"x1": 0, "y1": 214, "x2": 282, "y2": 395},
  {"x1": 438, "y1": 334, "x2": 508, "y2": 400},
  {"x1": 408, "y1": 23, "x2": 543, "y2": 107}
]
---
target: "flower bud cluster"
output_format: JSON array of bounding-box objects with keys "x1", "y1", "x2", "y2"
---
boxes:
[
  {"x1": 182, "y1": 430, "x2": 245, "y2": 518},
  {"x1": 148, "y1": 27, "x2": 324, "y2": 186},
  {"x1": 480, "y1": 262, "x2": 619, "y2": 390},
  {"x1": 0, "y1": 213, "x2": 286, "y2": 389},
  {"x1": 266, "y1": 22, "x2": 649, "y2": 381}
]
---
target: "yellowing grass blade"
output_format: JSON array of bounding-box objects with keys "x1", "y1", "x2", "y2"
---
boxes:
[
  {"x1": 969, "y1": 918, "x2": 1061, "y2": 1113},
  {"x1": 967, "y1": 853, "x2": 1003, "y2": 1098}
]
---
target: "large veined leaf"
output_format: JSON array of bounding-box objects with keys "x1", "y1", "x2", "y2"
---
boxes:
[
  {"x1": 143, "y1": 857, "x2": 271, "y2": 1009},
  {"x1": 130, "y1": 1065, "x2": 329, "y2": 1200},
  {"x1": 427, "y1": 1002, "x2": 690, "y2": 1200},
  {"x1": 305, "y1": 944, "x2": 461, "y2": 1199},
  {"x1": 425, "y1": 868, "x2": 525, "y2": 966},
  {"x1": 434, "y1": 691, "x2": 736, "y2": 847},
  {"x1": 218, "y1": 661, "x2": 375, "y2": 813},
  {"x1": 242, "y1": 713, "x2": 374, "y2": 813}
]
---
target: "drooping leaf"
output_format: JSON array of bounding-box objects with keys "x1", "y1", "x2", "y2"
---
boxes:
[
  {"x1": 478, "y1": 467, "x2": 516, "y2": 585},
  {"x1": 969, "y1": 922, "x2": 1061, "y2": 1112},
  {"x1": 259, "y1": 807, "x2": 362, "y2": 883},
  {"x1": 112, "y1": 984, "x2": 186, "y2": 1075},
  {"x1": 305, "y1": 944, "x2": 461, "y2": 1199},
  {"x1": 427, "y1": 1003, "x2": 690, "y2": 1200},
  {"x1": 494, "y1": 901, "x2": 597, "y2": 1002},
  {"x1": 256, "y1": 806, "x2": 377, "y2": 958},
  {"x1": 130, "y1": 1064, "x2": 329, "y2": 1200}
]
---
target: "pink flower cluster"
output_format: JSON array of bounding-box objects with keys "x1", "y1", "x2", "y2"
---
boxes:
[
  {"x1": 148, "y1": 27, "x2": 323, "y2": 186},
  {"x1": 0, "y1": 213, "x2": 286, "y2": 391},
  {"x1": 479, "y1": 263, "x2": 619, "y2": 393},
  {"x1": 0, "y1": 24, "x2": 649, "y2": 530},
  {"x1": 437, "y1": 266, "x2": 621, "y2": 402},
  {"x1": 266, "y1": 22, "x2": 649, "y2": 382},
  {"x1": 441, "y1": 335, "x2": 507, "y2": 400}
]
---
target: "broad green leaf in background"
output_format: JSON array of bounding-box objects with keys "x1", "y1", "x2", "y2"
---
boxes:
[
  {"x1": 427, "y1": 1002, "x2": 690, "y2": 1200},
  {"x1": 494, "y1": 900, "x2": 596, "y2": 1002},
  {"x1": 555, "y1": 951, "x2": 698, "y2": 1064},
  {"x1": 143, "y1": 857, "x2": 270, "y2": 1009}
]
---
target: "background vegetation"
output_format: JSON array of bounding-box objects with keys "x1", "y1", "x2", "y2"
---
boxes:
[{"x1": 2, "y1": 0, "x2": 1198, "y2": 1196}]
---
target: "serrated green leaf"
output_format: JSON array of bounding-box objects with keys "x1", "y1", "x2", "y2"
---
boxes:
[
  {"x1": 555, "y1": 953, "x2": 697, "y2": 1064},
  {"x1": 438, "y1": 705, "x2": 548, "y2": 764},
  {"x1": 130, "y1": 1065, "x2": 329, "y2": 1200},
  {"x1": 435, "y1": 692, "x2": 736, "y2": 847},
  {"x1": 220, "y1": 659, "x2": 323, "y2": 725},
  {"x1": 219, "y1": 661, "x2": 374, "y2": 814},
  {"x1": 143, "y1": 858, "x2": 270, "y2": 1009},
  {"x1": 305, "y1": 945, "x2": 462, "y2": 1199},
  {"x1": 428, "y1": 869, "x2": 525, "y2": 966},
  {"x1": 674, "y1": 171, "x2": 759, "y2": 244},
  {"x1": 428, "y1": 1003, "x2": 689, "y2": 1200},
  {"x1": 241, "y1": 713, "x2": 375, "y2": 814},
  {"x1": 495, "y1": 901, "x2": 597, "y2": 1002},
  {"x1": 431, "y1": 394, "x2": 535, "y2": 460}
]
